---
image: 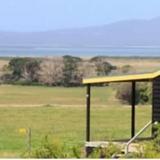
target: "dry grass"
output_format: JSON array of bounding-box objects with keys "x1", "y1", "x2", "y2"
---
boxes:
[
  {"x1": 0, "y1": 60, "x2": 8, "y2": 69},
  {"x1": 107, "y1": 57, "x2": 160, "y2": 72},
  {"x1": 84, "y1": 57, "x2": 160, "y2": 73}
]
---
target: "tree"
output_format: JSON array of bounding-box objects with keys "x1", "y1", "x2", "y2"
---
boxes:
[
  {"x1": 90, "y1": 56, "x2": 116, "y2": 76},
  {"x1": 77, "y1": 61, "x2": 97, "y2": 81},
  {"x1": 8, "y1": 58, "x2": 41, "y2": 82},
  {"x1": 9, "y1": 58, "x2": 28, "y2": 80},
  {"x1": 38, "y1": 57, "x2": 64, "y2": 86},
  {"x1": 62, "y1": 55, "x2": 82, "y2": 86},
  {"x1": 23, "y1": 59, "x2": 41, "y2": 82}
]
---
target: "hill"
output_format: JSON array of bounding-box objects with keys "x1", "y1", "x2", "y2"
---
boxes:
[{"x1": 1, "y1": 17, "x2": 160, "y2": 47}]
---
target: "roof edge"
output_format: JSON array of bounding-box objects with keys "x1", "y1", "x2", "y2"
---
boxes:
[{"x1": 83, "y1": 71, "x2": 160, "y2": 84}]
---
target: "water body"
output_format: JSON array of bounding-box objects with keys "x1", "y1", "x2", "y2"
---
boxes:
[{"x1": 0, "y1": 46, "x2": 160, "y2": 57}]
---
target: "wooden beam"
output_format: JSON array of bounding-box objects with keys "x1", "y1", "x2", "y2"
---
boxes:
[
  {"x1": 131, "y1": 81, "x2": 136, "y2": 138},
  {"x1": 86, "y1": 84, "x2": 91, "y2": 141}
]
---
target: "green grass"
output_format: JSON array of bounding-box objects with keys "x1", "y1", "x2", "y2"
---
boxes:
[
  {"x1": 0, "y1": 85, "x2": 116, "y2": 106},
  {"x1": 0, "y1": 106, "x2": 151, "y2": 157},
  {"x1": 0, "y1": 85, "x2": 152, "y2": 157}
]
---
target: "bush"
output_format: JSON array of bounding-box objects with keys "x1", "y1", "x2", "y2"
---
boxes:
[
  {"x1": 116, "y1": 82, "x2": 151, "y2": 105},
  {"x1": 120, "y1": 65, "x2": 134, "y2": 74},
  {"x1": 116, "y1": 83, "x2": 138, "y2": 105},
  {"x1": 32, "y1": 136, "x2": 69, "y2": 158},
  {"x1": 27, "y1": 135, "x2": 82, "y2": 158},
  {"x1": 137, "y1": 83, "x2": 152, "y2": 104}
]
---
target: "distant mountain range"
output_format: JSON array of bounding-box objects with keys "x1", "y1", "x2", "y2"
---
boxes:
[{"x1": 1, "y1": 17, "x2": 160, "y2": 47}]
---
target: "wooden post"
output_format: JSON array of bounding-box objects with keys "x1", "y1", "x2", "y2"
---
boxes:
[
  {"x1": 131, "y1": 81, "x2": 136, "y2": 138},
  {"x1": 86, "y1": 84, "x2": 91, "y2": 142}
]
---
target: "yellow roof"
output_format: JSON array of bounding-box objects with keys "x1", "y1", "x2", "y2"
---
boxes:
[{"x1": 83, "y1": 71, "x2": 160, "y2": 84}]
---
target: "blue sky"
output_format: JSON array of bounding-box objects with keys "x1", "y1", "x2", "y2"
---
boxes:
[{"x1": 0, "y1": 0, "x2": 160, "y2": 32}]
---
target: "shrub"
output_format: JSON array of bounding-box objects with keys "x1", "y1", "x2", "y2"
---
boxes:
[
  {"x1": 120, "y1": 65, "x2": 134, "y2": 74},
  {"x1": 137, "y1": 83, "x2": 152, "y2": 104},
  {"x1": 116, "y1": 83, "x2": 138, "y2": 105},
  {"x1": 116, "y1": 82, "x2": 151, "y2": 105},
  {"x1": 31, "y1": 136, "x2": 69, "y2": 158},
  {"x1": 27, "y1": 135, "x2": 82, "y2": 158}
]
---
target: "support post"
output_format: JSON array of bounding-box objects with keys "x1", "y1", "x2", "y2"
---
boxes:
[
  {"x1": 152, "y1": 81, "x2": 154, "y2": 137},
  {"x1": 86, "y1": 84, "x2": 92, "y2": 157},
  {"x1": 131, "y1": 81, "x2": 136, "y2": 138},
  {"x1": 28, "y1": 128, "x2": 31, "y2": 158},
  {"x1": 152, "y1": 79, "x2": 160, "y2": 137},
  {"x1": 86, "y1": 84, "x2": 91, "y2": 142}
]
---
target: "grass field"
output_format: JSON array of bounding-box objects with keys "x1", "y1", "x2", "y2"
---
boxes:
[
  {"x1": 0, "y1": 85, "x2": 152, "y2": 157},
  {"x1": 0, "y1": 85, "x2": 116, "y2": 106}
]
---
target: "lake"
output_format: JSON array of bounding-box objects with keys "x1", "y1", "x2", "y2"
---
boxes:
[{"x1": 0, "y1": 46, "x2": 160, "y2": 57}]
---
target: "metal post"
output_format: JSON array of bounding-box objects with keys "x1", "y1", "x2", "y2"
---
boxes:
[
  {"x1": 152, "y1": 81, "x2": 154, "y2": 137},
  {"x1": 28, "y1": 128, "x2": 31, "y2": 157},
  {"x1": 131, "y1": 81, "x2": 136, "y2": 138},
  {"x1": 152, "y1": 80, "x2": 158, "y2": 137},
  {"x1": 86, "y1": 84, "x2": 91, "y2": 142}
]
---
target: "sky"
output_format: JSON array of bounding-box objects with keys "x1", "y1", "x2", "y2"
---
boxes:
[{"x1": 0, "y1": 0, "x2": 160, "y2": 32}]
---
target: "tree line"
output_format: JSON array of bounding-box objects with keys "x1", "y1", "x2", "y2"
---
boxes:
[{"x1": 0, "y1": 55, "x2": 116, "y2": 86}]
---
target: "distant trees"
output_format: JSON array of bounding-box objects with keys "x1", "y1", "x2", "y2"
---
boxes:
[
  {"x1": 8, "y1": 58, "x2": 41, "y2": 82},
  {"x1": 38, "y1": 57, "x2": 64, "y2": 86},
  {"x1": 1, "y1": 56, "x2": 117, "y2": 86},
  {"x1": 77, "y1": 61, "x2": 97, "y2": 79},
  {"x1": 62, "y1": 55, "x2": 82, "y2": 86},
  {"x1": 90, "y1": 56, "x2": 116, "y2": 76}
]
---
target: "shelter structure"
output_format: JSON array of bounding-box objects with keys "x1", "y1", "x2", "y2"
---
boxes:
[{"x1": 83, "y1": 71, "x2": 160, "y2": 155}]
